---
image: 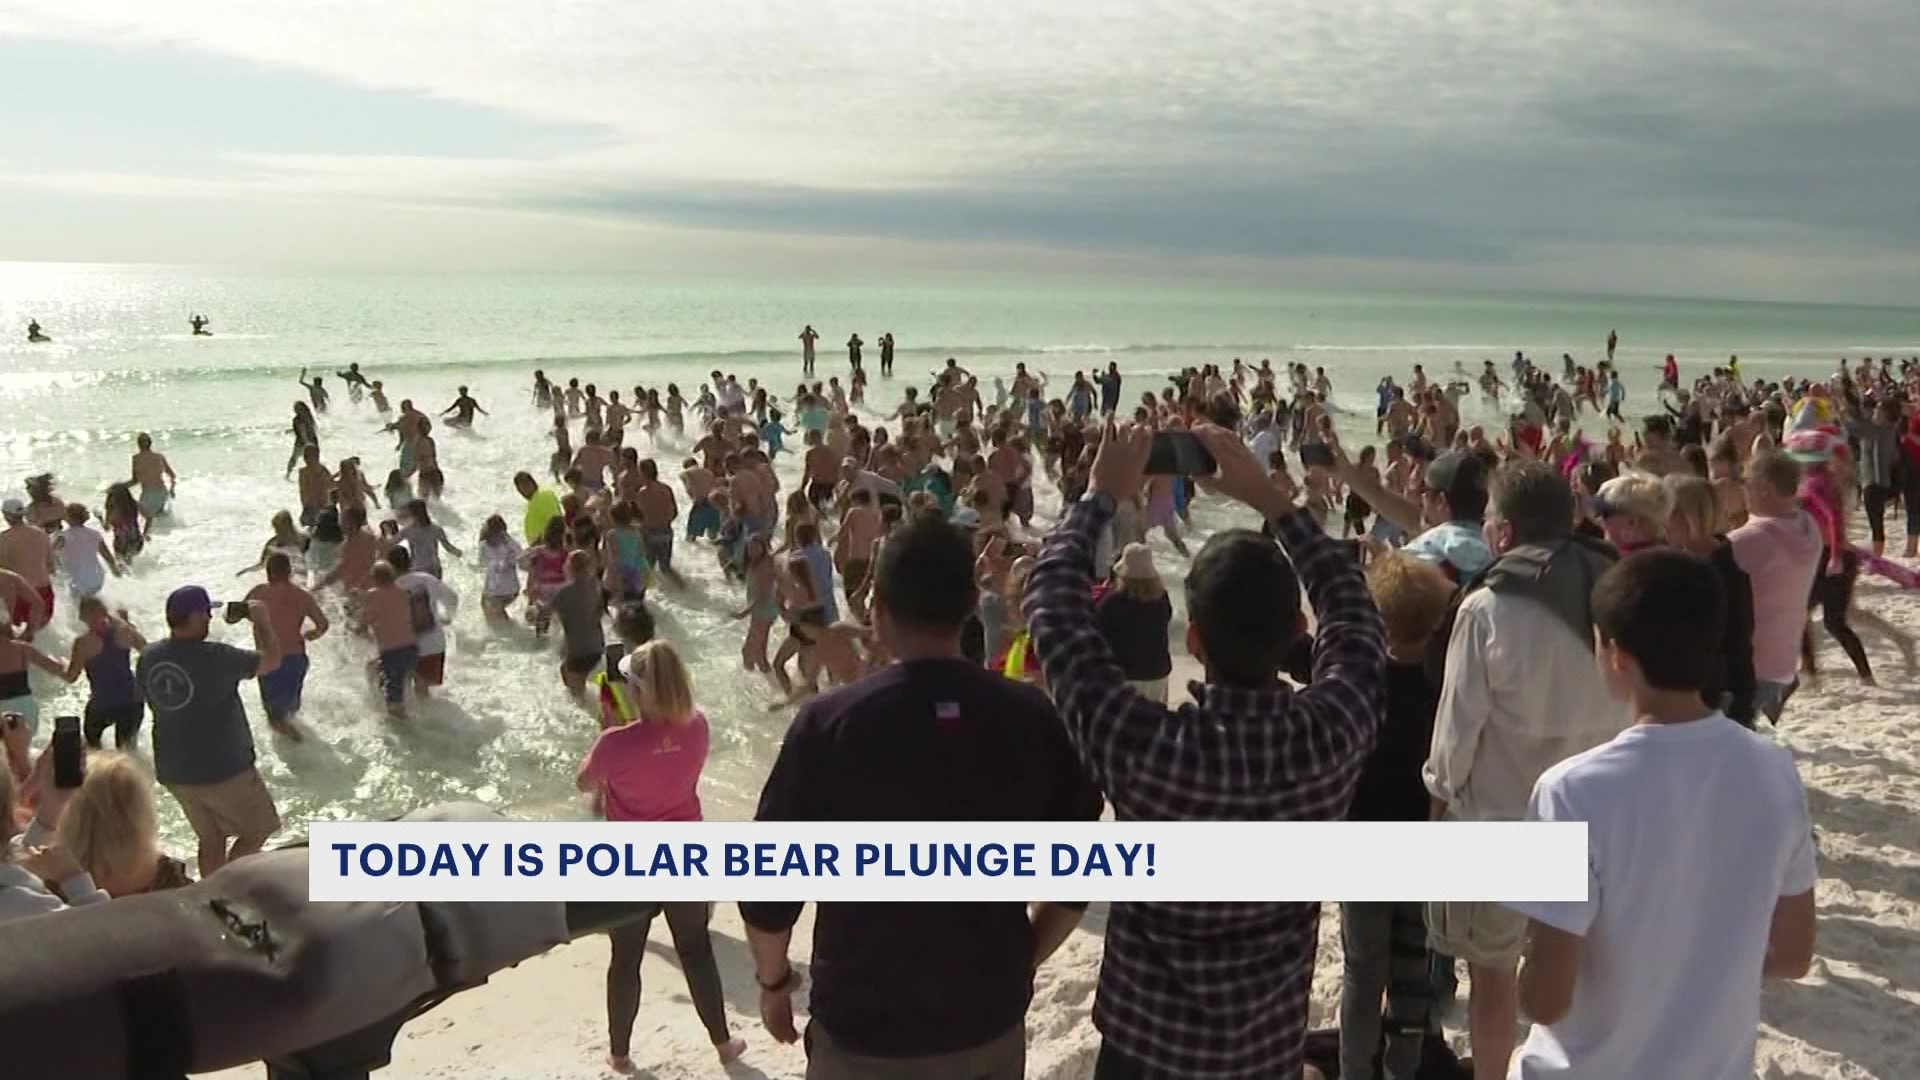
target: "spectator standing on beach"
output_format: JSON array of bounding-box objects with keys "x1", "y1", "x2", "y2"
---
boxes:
[
  {"x1": 576, "y1": 640, "x2": 746, "y2": 1072},
  {"x1": 1662, "y1": 475, "x2": 1758, "y2": 728},
  {"x1": 741, "y1": 515, "x2": 1103, "y2": 1080},
  {"x1": 1423, "y1": 461, "x2": 1625, "y2": 1080},
  {"x1": 1728, "y1": 450, "x2": 1821, "y2": 723},
  {"x1": 1093, "y1": 543, "x2": 1173, "y2": 704},
  {"x1": 1024, "y1": 422, "x2": 1386, "y2": 1080},
  {"x1": 1337, "y1": 448, "x2": 1494, "y2": 583},
  {"x1": 138, "y1": 586, "x2": 284, "y2": 878},
  {"x1": 1339, "y1": 553, "x2": 1453, "y2": 1080},
  {"x1": 1506, "y1": 549, "x2": 1816, "y2": 1078}
]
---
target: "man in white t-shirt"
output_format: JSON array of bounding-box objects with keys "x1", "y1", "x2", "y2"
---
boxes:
[{"x1": 1506, "y1": 549, "x2": 1816, "y2": 1080}]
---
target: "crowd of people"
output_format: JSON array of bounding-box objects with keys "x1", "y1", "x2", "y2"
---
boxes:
[{"x1": 5, "y1": 326, "x2": 1918, "y2": 1079}]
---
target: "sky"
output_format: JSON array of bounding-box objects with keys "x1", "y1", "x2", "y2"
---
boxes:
[{"x1": 2, "y1": 1, "x2": 1918, "y2": 304}]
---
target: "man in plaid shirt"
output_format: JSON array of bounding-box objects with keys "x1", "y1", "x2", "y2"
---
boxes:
[{"x1": 1024, "y1": 422, "x2": 1387, "y2": 1078}]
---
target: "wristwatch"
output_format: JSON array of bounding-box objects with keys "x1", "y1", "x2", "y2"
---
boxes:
[{"x1": 757, "y1": 966, "x2": 802, "y2": 994}]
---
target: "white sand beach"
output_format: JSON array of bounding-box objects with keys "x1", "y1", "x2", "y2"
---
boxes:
[{"x1": 206, "y1": 572, "x2": 1920, "y2": 1080}]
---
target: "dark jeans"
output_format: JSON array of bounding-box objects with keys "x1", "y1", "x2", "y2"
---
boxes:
[
  {"x1": 1864, "y1": 483, "x2": 1895, "y2": 544},
  {"x1": 605, "y1": 901, "x2": 730, "y2": 1057},
  {"x1": 1339, "y1": 901, "x2": 1433, "y2": 1080},
  {"x1": 1806, "y1": 548, "x2": 1871, "y2": 680}
]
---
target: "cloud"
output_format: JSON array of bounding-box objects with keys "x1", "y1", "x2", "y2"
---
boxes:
[{"x1": 2, "y1": 0, "x2": 1919, "y2": 300}]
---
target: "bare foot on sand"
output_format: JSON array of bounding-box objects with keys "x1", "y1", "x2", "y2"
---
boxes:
[
  {"x1": 715, "y1": 1037, "x2": 747, "y2": 1064},
  {"x1": 607, "y1": 1053, "x2": 636, "y2": 1074}
]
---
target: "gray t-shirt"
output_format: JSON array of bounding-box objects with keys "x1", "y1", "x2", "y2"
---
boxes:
[
  {"x1": 138, "y1": 638, "x2": 260, "y2": 787},
  {"x1": 553, "y1": 579, "x2": 605, "y2": 660}
]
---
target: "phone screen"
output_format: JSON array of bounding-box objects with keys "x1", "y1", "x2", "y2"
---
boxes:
[
  {"x1": 52, "y1": 715, "x2": 84, "y2": 789},
  {"x1": 1145, "y1": 432, "x2": 1217, "y2": 476},
  {"x1": 225, "y1": 600, "x2": 250, "y2": 622}
]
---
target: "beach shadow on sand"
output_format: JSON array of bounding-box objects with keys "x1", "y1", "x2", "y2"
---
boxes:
[
  {"x1": 1804, "y1": 787, "x2": 1920, "y2": 857},
  {"x1": 1814, "y1": 912, "x2": 1920, "y2": 980},
  {"x1": 1816, "y1": 845, "x2": 1920, "y2": 904},
  {"x1": 1793, "y1": 741, "x2": 1920, "y2": 785},
  {"x1": 646, "y1": 924, "x2": 794, "y2": 1016},
  {"x1": 1765, "y1": 967, "x2": 1920, "y2": 1078}
]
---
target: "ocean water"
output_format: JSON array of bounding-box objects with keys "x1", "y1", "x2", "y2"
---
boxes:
[{"x1": 2, "y1": 261, "x2": 1917, "y2": 845}]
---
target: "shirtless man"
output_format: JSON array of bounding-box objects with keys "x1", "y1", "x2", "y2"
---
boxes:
[
  {"x1": 320, "y1": 507, "x2": 379, "y2": 598},
  {"x1": 362, "y1": 562, "x2": 417, "y2": 719},
  {"x1": 336, "y1": 363, "x2": 372, "y2": 403},
  {"x1": 572, "y1": 430, "x2": 616, "y2": 492},
  {"x1": 296, "y1": 446, "x2": 334, "y2": 527},
  {"x1": 693, "y1": 422, "x2": 733, "y2": 475},
  {"x1": 297, "y1": 369, "x2": 330, "y2": 412},
  {"x1": 442, "y1": 386, "x2": 488, "y2": 428},
  {"x1": 130, "y1": 433, "x2": 177, "y2": 530},
  {"x1": 532, "y1": 371, "x2": 554, "y2": 408},
  {"x1": 801, "y1": 431, "x2": 840, "y2": 510},
  {"x1": 384, "y1": 401, "x2": 427, "y2": 475},
  {"x1": 681, "y1": 460, "x2": 720, "y2": 540},
  {"x1": 731, "y1": 457, "x2": 774, "y2": 537},
  {"x1": 244, "y1": 552, "x2": 328, "y2": 740},
  {"x1": 369, "y1": 381, "x2": 391, "y2": 414},
  {"x1": 584, "y1": 385, "x2": 605, "y2": 430},
  {"x1": 1379, "y1": 387, "x2": 1417, "y2": 438},
  {"x1": 563, "y1": 379, "x2": 586, "y2": 417},
  {"x1": 604, "y1": 390, "x2": 631, "y2": 434},
  {"x1": 0, "y1": 566, "x2": 44, "y2": 634},
  {"x1": 833, "y1": 488, "x2": 883, "y2": 619},
  {"x1": 0, "y1": 500, "x2": 55, "y2": 631},
  {"x1": 635, "y1": 460, "x2": 682, "y2": 585}
]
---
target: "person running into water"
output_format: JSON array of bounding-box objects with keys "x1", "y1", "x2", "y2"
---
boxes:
[
  {"x1": 442, "y1": 386, "x2": 489, "y2": 428},
  {"x1": 397, "y1": 499, "x2": 461, "y2": 580},
  {"x1": 284, "y1": 402, "x2": 318, "y2": 479},
  {"x1": 478, "y1": 515, "x2": 523, "y2": 625},
  {"x1": 243, "y1": 553, "x2": 326, "y2": 741},
  {"x1": 576, "y1": 639, "x2": 745, "y2": 1071},
  {"x1": 130, "y1": 433, "x2": 177, "y2": 530},
  {"x1": 296, "y1": 368, "x2": 330, "y2": 413},
  {"x1": 362, "y1": 562, "x2": 418, "y2": 720},
  {"x1": 554, "y1": 551, "x2": 606, "y2": 700},
  {"x1": 53, "y1": 504, "x2": 122, "y2": 600},
  {"x1": 102, "y1": 483, "x2": 144, "y2": 559},
  {"x1": 522, "y1": 518, "x2": 571, "y2": 637},
  {"x1": 0, "y1": 498, "x2": 55, "y2": 633},
  {"x1": 0, "y1": 618, "x2": 72, "y2": 735},
  {"x1": 387, "y1": 545, "x2": 458, "y2": 703},
  {"x1": 336, "y1": 362, "x2": 372, "y2": 403},
  {"x1": 65, "y1": 597, "x2": 146, "y2": 749}
]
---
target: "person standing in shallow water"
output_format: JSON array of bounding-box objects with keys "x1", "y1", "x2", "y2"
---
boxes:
[
  {"x1": 846, "y1": 332, "x2": 863, "y2": 374},
  {"x1": 800, "y1": 324, "x2": 819, "y2": 377}
]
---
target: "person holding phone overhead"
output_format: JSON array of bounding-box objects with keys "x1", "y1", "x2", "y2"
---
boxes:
[{"x1": 138, "y1": 585, "x2": 283, "y2": 877}]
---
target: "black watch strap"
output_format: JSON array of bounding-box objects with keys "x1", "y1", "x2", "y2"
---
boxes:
[{"x1": 757, "y1": 967, "x2": 800, "y2": 993}]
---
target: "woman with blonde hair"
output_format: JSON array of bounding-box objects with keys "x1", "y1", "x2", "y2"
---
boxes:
[
  {"x1": 56, "y1": 751, "x2": 194, "y2": 896},
  {"x1": 1593, "y1": 471, "x2": 1673, "y2": 554},
  {"x1": 1663, "y1": 475, "x2": 1758, "y2": 727},
  {"x1": 0, "y1": 728, "x2": 109, "y2": 922},
  {"x1": 1095, "y1": 543, "x2": 1174, "y2": 703},
  {"x1": 575, "y1": 641, "x2": 743, "y2": 1072}
]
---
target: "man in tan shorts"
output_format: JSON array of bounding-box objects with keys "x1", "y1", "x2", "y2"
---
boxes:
[{"x1": 138, "y1": 585, "x2": 285, "y2": 877}]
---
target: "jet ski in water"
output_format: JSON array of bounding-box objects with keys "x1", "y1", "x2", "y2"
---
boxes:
[
  {"x1": 26, "y1": 319, "x2": 50, "y2": 343},
  {"x1": 190, "y1": 313, "x2": 212, "y2": 336}
]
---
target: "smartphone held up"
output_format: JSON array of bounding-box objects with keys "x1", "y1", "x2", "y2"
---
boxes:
[{"x1": 1146, "y1": 431, "x2": 1217, "y2": 477}]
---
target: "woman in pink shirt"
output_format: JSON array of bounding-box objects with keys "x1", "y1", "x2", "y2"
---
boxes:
[
  {"x1": 576, "y1": 641, "x2": 744, "y2": 1072},
  {"x1": 1793, "y1": 439, "x2": 1914, "y2": 684}
]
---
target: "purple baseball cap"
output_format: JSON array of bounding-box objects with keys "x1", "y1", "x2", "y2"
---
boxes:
[{"x1": 165, "y1": 585, "x2": 218, "y2": 624}]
